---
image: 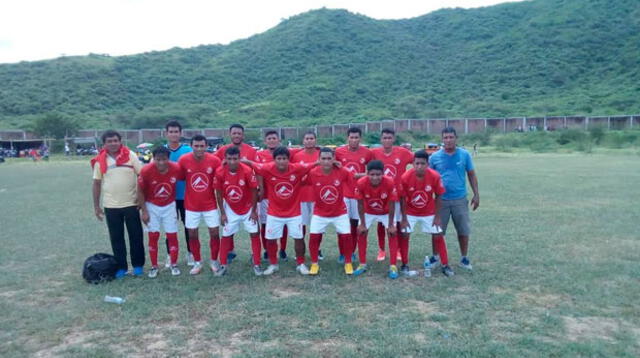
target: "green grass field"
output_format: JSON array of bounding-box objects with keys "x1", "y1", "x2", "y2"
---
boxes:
[{"x1": 1, "y1": 153, "x2": 639, "y2": 357}]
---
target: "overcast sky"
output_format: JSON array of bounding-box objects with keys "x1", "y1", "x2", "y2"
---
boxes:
[{"x1": 0, "y1": 0, "x2": 520, "y2": 64}]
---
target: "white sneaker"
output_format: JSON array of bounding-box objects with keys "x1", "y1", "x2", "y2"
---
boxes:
[
  {"x1": 148, "y1": 267, "x2": 159, "y2": 278},
  {"x1": 296, "y1": 263, "x2": 310, "y2": 275},
  {"x1": 214, "y1": 265, "x2": 227, "y2": 277},
  {"x1": 171, "y1": 265, "x2": 181, "y2": 276},
  {"x1": 263, "y1": 264, "x2": 279, "y2": 276},
  {"x1": 210, "y1": 259, "x2": 221, "y2": 273},
  {"x1": 459, "y1": 257, "x2": 473, "y2": 271},
  {"x1": 189, "y1": 262, "x2": 202, "y2": 275},
  {"x1": 187, "y1": 253, "x2": 195, "y2": 266},
  {"x1": 164, "y1": 255, "x2": 171, "y2": 269},
  {"x1": 253, "y1": 265, "x2": 263, "y2": 276}
]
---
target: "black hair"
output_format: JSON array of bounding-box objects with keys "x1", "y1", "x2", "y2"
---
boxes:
[
  {"x1": 165, "y1": 120, "x2": 182, "y2": 131},
  {"x1": 225, "y1": 146, "x2": 240, "y2": 157},
  {"x1": 191, "y1": 134, "x2": 207, "y2": 144},
  {"x1": 101, "y1": 130, "x2": 121, "y2": 143},
  {"x1": 264, "y1": 130, "x2": 279, "y2": 138},
  {"x1": 229, "y1": 124, "x2": 244, "y2": 132},
  {"x1": 414, "y1": 149, "x2": 429, "y2": 161},
  {"x1": 442, "y1": 126, "x2": 457, "y2": 137},
  {"x1": 367, "y1": 160, "x2": 384, "y2": 172},
  {"x1": 272, "y1": 146, "x2": 290, "y2": 159},
  {"x1": 319, "y1": 147, "x2": 334, "y2": 156},
  {"x1": 303, "y1": 131, "x2": 316, "y2": 139},
  {"x1": 152, "y1": 146, "x2": 171, "y2": 158},
  {"x1": 347, "y1": 127, "x2": 362, "y2": 136},
  {"x1": 381, "y1": 128, "x2": 395, "y2": 136}
]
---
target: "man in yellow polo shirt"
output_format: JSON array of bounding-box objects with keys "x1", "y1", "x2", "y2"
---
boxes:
[{"x1": 92, "y1": 130, "x2": 145, "y2": 278}]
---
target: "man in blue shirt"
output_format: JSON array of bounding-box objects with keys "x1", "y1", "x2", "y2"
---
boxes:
[
  {"x1": 428, "y1": 127, "x2": 479, "y2": 274},
  {"x1": 164, "y1": 120, "x2": 194, "y2": 266}
]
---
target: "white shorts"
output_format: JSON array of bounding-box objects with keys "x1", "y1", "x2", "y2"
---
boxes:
[
  {"x1": 344, "y1": 198, "x2": 359, "y2": 220},
  {"x1": 258, "y1": 199, "x2": 268, "y2": 224},
  {"x1": 265, "y1": 215, "x2": 303, "y2": 240},
  {"x1": 364, "y1": 213, "x2": 390, "y2": 230},
  {"x1": 403, "y1": 215, "x2": 443, "y2": 234},
  {"x1": 222, "y1": 203, "x2": 258, "y2": 236},
  {"x1": 393, "y1": 202, "x2": 402, "y2": 223},
  {"x1": 145, "y1": 202, "x2": 178, "y2": 233},
  {"x1": 300, "y1": 202, "x2": 314, "y2": 226},
  {"x1": 185, "y1": 209, "x2": 220, "y2": 229},
  {"x1": 309, "y1": 214, "x2": 351, "y2": 234}
]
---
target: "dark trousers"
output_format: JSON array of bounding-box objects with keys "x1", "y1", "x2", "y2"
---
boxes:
[
  {"x1": 105, "y1": 206, "x2": 145, "y2": 270},
  {"x1": 166, "y1": 199, "x2": 190, "y2": 254}
]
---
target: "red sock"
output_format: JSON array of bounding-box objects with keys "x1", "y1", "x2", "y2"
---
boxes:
[
  {"x1": 296, "y1": 255, "x2": 305, "y2": 265},
  {"x1": 400, "y1": 235, "x2": 410, "y2": 265},
  {"x1": 166, "y1": 232, "x2": 179, "y2": 265},
  {"x1": 250, "y1": 233, "x2": 261, "y2": 266},
  {"x1": 266, "y1": 240, "x2": 278, "y2": 265},
  {"x1": 309, "y1": 233, "x2": 323, "y2": 263},
  {"x1": 338, "y1": 234, "x2": 352, "y2": 263},
  {"x1": 337, "y1": 233, "x2": 345, "y2": 256},
  {"x1": 261, "y1": 224, "x2": 268, "y2": 250},
  {"x1": 388, "y1": 233, "x2": 399, "y2": 266},
  {"x1": 280, "y1": 226, "x2": 288, "y2": 252},
  {"x1": 188, "y1": 239, "x2": 202, "y2": 262},
  {"x1": 377, "y1": 223, "x2": 386, "y2": 251},
  {"x1": 219, "y1": 236, "x2": 232, "y2": 265},
  {"x1": 209, "y1": 236, "x2": 220, "y2": 261},
  {"x1": 350, "y1": 222, "x2": 358, "y2": 255},
  {"x1": 434, "y1": 235, "x2": 449, "y2": 266},
  {"x1": 358, "y1": 233, "x2": 368, "y2": 264},
  {"x1": 148, "y1": 232, "x2": 160, "y2": 267}
]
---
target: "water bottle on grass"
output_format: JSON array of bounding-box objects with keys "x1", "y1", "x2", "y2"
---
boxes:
[{"x1": 104, "y1": 295, "x2": 125, "y2": 304}]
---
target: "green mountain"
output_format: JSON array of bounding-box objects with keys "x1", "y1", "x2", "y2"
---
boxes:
[{"x1": 1, "y1": 0, "x2": 639, "y2": 130}]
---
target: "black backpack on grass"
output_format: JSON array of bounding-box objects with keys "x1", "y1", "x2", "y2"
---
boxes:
[{"x1": 82, "y1": 253, "x2": 118, "y2": 284}]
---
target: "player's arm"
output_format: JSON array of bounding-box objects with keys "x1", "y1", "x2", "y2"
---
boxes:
[
  {"x1": 467, "y1": 169, "x2": 479, "y2": 211},
  {"x1": 399, "y1": 196, "x2": 409, "y2": 232},
  {"x1": 387, "y1": 200, "x2": 397, "y2": 237},
  {"x1": 215, "y1": 188, "x2": 227, "y2": 225},
  {"x1": 250, "y1": 187, "x2": 259, "y2": 223},
  {"x1": 433, "y1": 193, "x2": 442, "y2": 228},
  {"x1": 357, "y1": 199, "x2": 367, "y2": 235},
  {"x1": 92, "y1": 179, "x2": 104, "y2": 221},
  {"x1": 137, "y1": 182, "x2": 149, "y2": 224}
]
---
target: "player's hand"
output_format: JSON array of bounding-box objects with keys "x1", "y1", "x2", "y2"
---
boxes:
[
  {"x1": 470, "y1": 195, "x2": 480, "y2": 211},
  {"x1": 400, "y1": 219, "x2": 410, "y2": 232},
  {"x1": 433, "y1": 214, "x2": 441, "y2": 228},
  {"x1": 220, "y1": 213, "x2": 228, "y2": 226},
  {"x1": 357, "y1": 224, "x2": 367, "y2": 235},
  {"x1": 249, "y1": 209, "x2": 258, "y2": 224},
  {"x1": 387, "y1": 225, "x2": 397, "y2": 237},
  {"x1": 140, "y1": 210, "x2": 150, "y2": 225},
  {"x1": 94, "y1": 206, "x2": 104, "y2": 221}
]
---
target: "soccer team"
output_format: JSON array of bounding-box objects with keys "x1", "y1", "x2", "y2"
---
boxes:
[{"x1": 92, "y1": 120, "x2": 479, "y2": 280}]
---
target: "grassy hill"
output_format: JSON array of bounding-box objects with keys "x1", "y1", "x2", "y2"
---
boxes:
[{"x1": 1, "y1": 0, "x2": 639, "y2": 130}]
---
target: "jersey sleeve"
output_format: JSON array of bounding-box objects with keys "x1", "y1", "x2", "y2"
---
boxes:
[
  {"x1": 252, "y1": 163, "x2": 267, "y2": 177},
  {"x1": 131, "y1": 151, "x2": 143, "y2": 175},
  {"x1": 248, "y1": 171, "x2": 259, "y2": 189},
  {"x1": 214, "y1": 168, "x2": 224, "y2": 190},
  {"x1": 92, "y1": 163, "x2": 103, "y2": 180},
  {"x1": 137, "y1": 167, "x2": 148, "y2": 189},
  {"x1": 433, "y1": 171, "x2": 446, "y2": 196},
  {"x1": 294, "y1": 162, "x2": 314, "y2": 175},
  {"x1": 214, "y1": 147, "x2": 225, "y2": 160}
]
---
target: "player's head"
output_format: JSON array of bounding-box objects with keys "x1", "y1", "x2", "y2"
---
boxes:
[
  {"x1": 264, "y1": 130, "x2": 280, "y2": 150},
  {"x1": 165, "y1": 120, "x2": 183, "y2": 144},
  {"x1": 273, "y1": 146, "x2": 290, "y2": 170},
  {"x1": 413, "y1": 149, "x2": 429, "y2": 175},
  {"x1": 225, "y1": 145, "x2": 241, "y2": 170},
  {"x1": 319, "y1": 147, "x2": 334, "y2": 169},
  {"x1": 229, "y1": 124, "x2": 245, "y2": 145},
  {"x1": 101, "y1": 130, "x2": 122, "y2": 153},
  {"x1": 442, "y1": 127, "x2": 457, "y2": 150},
  {"x1": 367, "y1": 160, "x2": 384, "y2": 185},
  {"x1": 381, "y1": 128, "x2": 395, "y2": 149},
  {"x1": 303, "y1": 131, "x2": 317, "y2": 149},
  {"x1": 152, "y1": 146, "x2": 171, "y2": 171},
  {"x1": 191, "y1": 134, "x2": 207, "y2": 158},
  {"x1": 347, "y1": 127, "x2": 362, "y2": 148}
]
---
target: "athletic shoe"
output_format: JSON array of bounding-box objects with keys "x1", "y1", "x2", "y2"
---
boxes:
[
  {"x1": 171, "y1": 265, "x2": 181, "y2": 276},
  {"x1": 459, "y1": 257, "x2": 473, "y2": 271},
  {"x1": 344, "y1": 263, "x2": 354, "y2": 275},
  {"x1": 318, "y1": 250, "x2": 324, "y2": 261},
  {"x1": 189, "y1": 262, "x2": 202, "y2": 275},
  {"x1": 164, "y1": 255, "x2": 171, "y2": 269},
  {"x1": 148, "y1": 267, "x2": 159, "y2": 278},
  {"x1": 337, "y1": 254, "x2": 345, "y2": 264},
  {"x1": 132, "y1": 266, "x2": 144, "y2": 277},
  {"x1": 227, "y1": 251, "x2": 237, "y2": 264},
  {"x1": 214, "y1": 265, "x2": 227, "y2": 277},
  {"x1": 309, "y1": 263, "x2": 320, "y2": 275},
  {"x1": 442, "y1": 265, "x2": 455, "y2": 277},
  {"x1": 353, "y1": 264, "x2": 368, "y2": 276},
  {"x1": 115, "y1": 269, "x2": 127, "y2": 279},
  {"x1": 263, "y1": 264, "x2": 279, "y2": 276},
  {"x1": 252, "y1": 265, "x2": 263, "y2": 276},
  {"x1": 429, "y1": 255, "x2": 440, "y2": 269},
  {"x1": 388, "y1": 265, "x2": 399, "y2": 279},
  {"x1": 209, "y1": 259, "x2": 221, "y2": 273},
  {"x1": 376, "y1": 250, "x2": 386, "y2": 262},
  {"x1": 187, "y1": 253, "x2": 195, "y2": 267},
  {"x1": 296, "y1": 264, "x2": 310, "y2": 275},
  {"x1": 400, "y1": 264, "x2": 418, "y2": 277},
  {"x1": 279, "y1": 250, "x2": 288, "y2": 262}
]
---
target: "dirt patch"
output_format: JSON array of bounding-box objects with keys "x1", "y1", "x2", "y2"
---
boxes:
[
  {"x1": 34, "y1": 328, "x2": 98, "y2": 357},
  {"x1": 516, "y1": 292, "x2": 567, "y2": 309},
  {"x1": 406, "y1": 299, "x2": 438, "y2": 315},
  {"x1": 272, "y1": 287, "x2": 302, "y2": 299},
  {"x1": 0, "y1": 289, "x2": 21, "y2": 298},
  {"x1": 563, "y1": 316, "x2": 619, "y2": 342}
]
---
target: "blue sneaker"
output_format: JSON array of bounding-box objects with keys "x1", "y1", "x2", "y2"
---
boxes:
[
  {"x1": 337, "y1": 254, "x2": 345, "y2": 264},
  {"x1": 353, "y1": 264, "x2": 368, "y2": 276},
  {"x1": 227, "y1": 251, "x2": 237, "y2": 264},
  {"x1": 132, "y1": 266, "x2": 144, "y2": 276},
  {"x1": 459, "y1": 257, "x2": 473, "y2": 271},
  {"x1": 115, "y1": 269, "x2": 127, "y2": 279},
  {"x1": 279, "y1": 250, "x2": 288, "y2": 262},
  {"x1": 388, "y1": 265, "x2": 399, "y2": 279}
]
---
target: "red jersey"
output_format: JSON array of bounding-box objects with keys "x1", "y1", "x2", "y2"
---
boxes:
[
  {"x1": 215, "y1": 163, "x2": 258, "y2": 215},
  {"x1": 253, "y1": 162, "x2": 313, "y2": 217},
  {"x1": 335, "y1": 145, "x2": 373, "y2": 198},
  {"x1": 138, "y1": 162, "x2": 184, "y2": 207},
  {"x1": 214, "y1": 143, "x2": 257, "y2": 161},
  {"x1": 256, "y1": 149, "x2": 274, "y2": 163},
  {"x1": 304, "y1": 166, "x2": 349, "y2": 217},
  {"x1": 292, "y1": 148, "x2": 320, "y2": 202},
  {"x1": 178, "y1": 153, "x2": 221, "y2": 212},
  {"x1": 354, "y1": 176, "x2": 398, "y2": 215},
  {"x1": 371, "y1": 146, "x2": 413, "y2": 185},
  {"x1": 400, "y1": 168, "x2": 446, "y2": 216}
]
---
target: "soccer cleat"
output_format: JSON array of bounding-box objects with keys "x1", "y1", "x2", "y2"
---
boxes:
[
  {"x1": 344, "y1": 263, "x2": 354, "y2": 275},
  {"x1": 309, "y1": 263, "x2": 320, "y2": 275},
  {"x1": 318, "y1": 250, "x2": 324, "y2": 261},
  {"x1": 171, "y1": 265, "x2": 181, "y2": 276},
  {"x1": 296, "y1": 264, "x2": 310, "y2": 275},
  {"x1": 164, "y1": 255, "x2": 171, "y2": 269},
  {"x1": 279, "y1": 250, "x2": 288, "y2": 262},
  {"x1": 115, "y1": 269, "x2": 128, "y2": 279},
  {"x1": 187, "y1": 252, "x2": 195, "y2": 266},
  {"x1": 148, "y1": 267, "x2": 159, "y2": 278},
  {"x1": 132, "y1": 266, "x2": 144, "y2": 276},
  {"x1": 214, "y1": 265, "x2": 227, "y2": 277},
  {"x1": 189, "y1": 262, "x2": 202, "y2": 275},
  {"x1": 400, "y1": 264, "x2": 418, "y2": 277},
  {"x1": 252, "y1": 265, "x2": 264, "y2": 276},
  {"x1": 263, "y1": 264, "x2": 279, "y2": 276},
  {"x1": 442, "y1": 265, "x2": 455, "y2": 277},
  {"x1": 209, "y1": 259, "x2": 221, "y2": 273},
  {"x1": 337, "y1": 254, "x2": 345, "y2": 264},
  {"x1": 429, "y1": 255, "x2": 440, "y2": 269},
  {"x1": 227, "y1": 251, "x2": 237, "y2": 264},
  {"x1": 376, "y1": 249, "x2": 386, "y2": 262},
  {"x1": 459, "y1": 257, "x2": 473, "y2": 271},
  {"x1": 353, "y1": 264, "x2": 368, "y2": 276},
  {"x1": 388, "y1": 265, "x2": 399, "y2": 279}
]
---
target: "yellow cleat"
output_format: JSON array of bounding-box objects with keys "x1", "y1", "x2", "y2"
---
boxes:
[
  {"x1": 344, "y1": 263, "x2": 354, "y2": 275},
  {"x1": 309, "y1": 263, "x2": 320, "y2": 275}
]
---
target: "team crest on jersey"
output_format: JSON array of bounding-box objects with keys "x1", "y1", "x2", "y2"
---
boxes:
[
  {"x1": 346, "y1": 163, "x2": 358, "y2": 172},
  {"x1": 206, "y1": 167, "x2": 213, "y2": 174},
  {"x1": 425, "y1": 185, "x2": 432, "y2": 192},
  {"x1": 170, "y1": 177, "x2": 176, "y2": 184},
  {"x1": 409, "y1": 187, "x2": 414, "y2": 191},
  {"x1": 369, "y1": 199, "x2": 384, "y2": 212},
  {"x1": 151, "y1": 180, "x2": 157, "y2": 185},
  {"x1": 411, "y1": 192, "x2": 428, "y2": 208},
  {"x1": 154, "y1": 183, "x2": 173, "y2": 199},
  {"x1": 360, "y1": 158, "x2": 365, "y2": 164},
  {"x1": 226, "y1": 185, "x2": 243, "y2": 203},
  {"x1": 394, "y1": 158, "x2": 401, "y2": 165},
  {"x1": 381, "y1": 192, "x2": 388, "y2": 199},
  {"x1": 289, "y1": 175, "x2": 296, "y2": 182},
  {"x1": 224, "y1": 181, "x2": 229, "y2": 185},
  {"x1": 274, "y1": 182, "x2": 294, "y2": 199},
  {"x1": 191, "y1": 173, "x2": 209, "y2": 192},
  {"x1": 383, "y1": 165, "x2": 397, "y2": 178},
  {"x1": 333, "y1": 180, "x2": 340, "y2": 186},
  {"x1": 239, "y1": 179, "x2": 245, "y2": 186},
  {"x1": 365, "y1": 194, "x2": 370, "y2": 198},
  {"x1": 320, "y1": 186, "x2": 339, "y2": 204}
]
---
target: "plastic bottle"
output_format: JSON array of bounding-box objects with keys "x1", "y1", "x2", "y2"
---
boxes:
[{"x1": 104, "y1": 295, "x2": 126, "y2": 304}]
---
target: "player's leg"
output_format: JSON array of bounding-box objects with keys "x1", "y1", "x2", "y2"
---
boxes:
[
  {"x1": 242, "y1": 214, "x2": 262, "y2": 275},
  {"x1": 450, "y1": 198, "x2": 472, "y2": 271},
  {"x1": 308, "y1": 215, "x2": 327, "y2": 275},
  {"x1": 161, "y1": 202, "x2": 180, "y2": 275},
  {"x1": 433, "y1": 202, "x2": 454, "y2": 276},
  {"x1": 123, "y1": 205, "x2": 145, "y2": 276},
  {"x1": 354, "y1": 214, "x2": 376, "y2": 276},
  {"x1": 146, "y1": 202, "x2": 161, "y2": 278},
  {"x1": 176, "y1": 199, "x2": 193, "y2": 266},
  {"x1": 104, "y1": 208, "x2": 128, "y2": 277},
  {"x1": 263, "y1": 215, "x2": 284, "y2": 275},
  {"x1": 185, "y1": 210, "x2": 203, "y2": 275},
  {"x1": 204, "y1": 209, "x2": 221, "y2": 274},
  {"x1": 288, "y1": 216, "x2": 308, "y2": 275},
  {"x1": 334, "y1": 214, "x2": 354, "y2": 275},
  {"x1": 376, "y1": 222, "x2": 386, "y2": 261}
]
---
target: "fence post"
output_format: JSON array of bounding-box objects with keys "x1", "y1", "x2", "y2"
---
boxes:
[
  {"x1": 464, "y1": 119, "x2": 468, "y2": 134},
  {"x1": 503, "y1": 118, "x2": 506, "y2": 133},
  {"x1": 607, "y1": 116, "x2": 611, "y2": 130},
  {"x1": 585, "y1": 116, "x2": 589, "y2": 130}
]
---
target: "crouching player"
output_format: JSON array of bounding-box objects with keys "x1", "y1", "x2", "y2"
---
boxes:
[
  {"x1": 354, "y1": 160, "x2": 399, "y2": 278},
  {"x1": 399, "y1": 149, "x2": 453, "y2": 277},
  {"x1": 305, "y1": 147, "x2": 353, "y2": 275},
  {"x1": 138, "y1": 146, "x2": 184, "y2": 278},
  {"x1": 215, "y1": 146, "x2": 262, "y2": 276}
]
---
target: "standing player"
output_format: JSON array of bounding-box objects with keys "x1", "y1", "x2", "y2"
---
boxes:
[
  {"x1": 242, "y1": 147, "x2": 316, "y2": 276},
  {"x1": 353, "y1": 160, "x2": 399, "y2": 278},
  {"x1": 399, "y1": 149, "x2": 453, "y2": 277},
  {"x1": 335, "y1": 127, "x2": 373, "y2": 263},
  {"x1": 215, "y1": 146, "x2": 262, "y2": 276},
  {"x1": 429, "y1": 127, "x2": 479, "y2": 273},
  {"x1": 305, "y1": 148, "x2": 353, "y2": 275},
  {"x1": 138, "y1": 146, "x2": 183, "y2": 278},
  {"x1": 178, "y1": 134, "x2": 223, "y2": 275},
  {"x1": 371, "y1": 128, "x2": 413, "y2": 262},
  {"x1": 292, "y1": 131, "x2": 320, "y2": 257},
  {"x1": 164, "y1": 120, "x2": 193, "y2": 267}
]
